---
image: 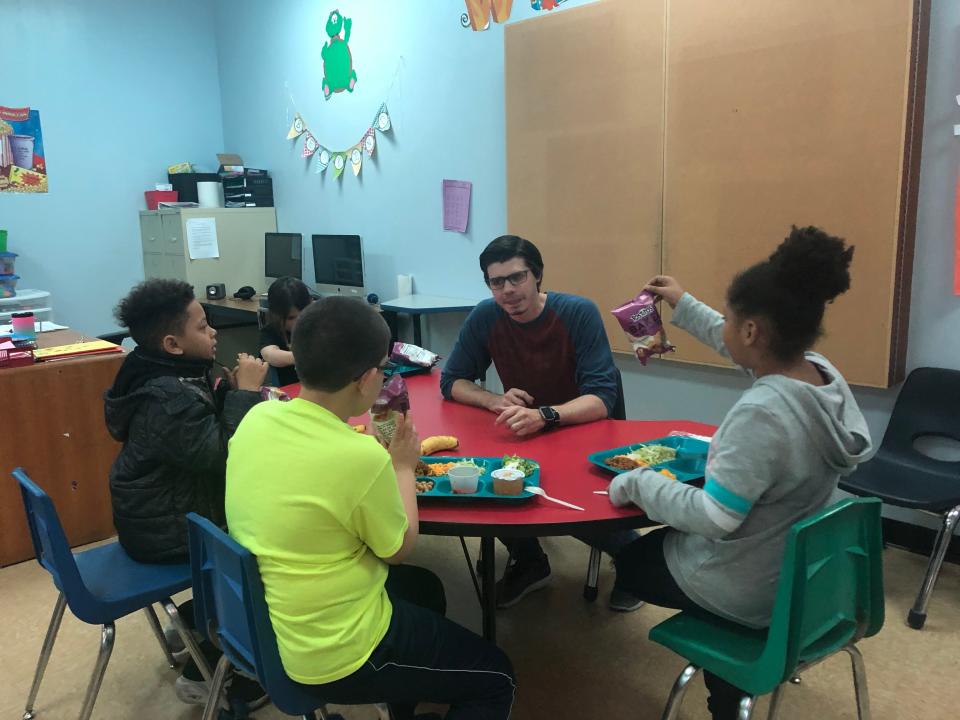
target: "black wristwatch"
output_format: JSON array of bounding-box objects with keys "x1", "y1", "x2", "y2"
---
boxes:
[{"x1": 539, "y1": 406, "x2": 560, "y2": 429}]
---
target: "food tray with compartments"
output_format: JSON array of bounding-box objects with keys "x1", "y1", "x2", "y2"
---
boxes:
[
  {"x1": 587, "y1": 435, "x2": 710, "y2": 483},
  {"x1": 415, "y1": 456, "x2": 540, "y2": 501}
]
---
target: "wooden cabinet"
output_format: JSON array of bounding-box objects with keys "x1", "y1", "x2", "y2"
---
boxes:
[
  {"x1": 506, "y1": 0, "x2": 928, "y2": 388},
  {"x1": 0, "y1": 331, "x2": 124, "y2": 566},
  {"x1": 139, "y1": 207, "x2": 277, "y2": 294}
]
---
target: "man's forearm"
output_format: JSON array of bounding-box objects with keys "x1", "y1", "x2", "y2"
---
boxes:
[
  {"x1": 554, "y1": 394, "x2": 608, "y2": 426},
  {"x1": 450, "y1": 378, "x2": 498, "y2": 411}
]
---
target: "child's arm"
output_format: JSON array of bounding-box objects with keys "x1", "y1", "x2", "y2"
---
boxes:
[
  {"x1": 260, "y1": 345, "x2": 295, "y2": 368},
  {"x1": 608, "y1": 404, "x2": 782, "y2": 538},
  {"x1": 382, "y1": 415, "x2": 420, "y2": 564},
  {"x1": 644, "y1": 275, "x2": 729, "y2": 358}
]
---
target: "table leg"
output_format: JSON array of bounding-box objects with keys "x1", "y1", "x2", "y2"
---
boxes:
[
  {"x1": 480, "y1": 536, "x2": 497, "y2": 644},
  {"x1": 413, "y1": 313, "x2": 423, "y2": 347},
  {"x1": 383, "y1": 310, "x2": 399, "y2": 344}
]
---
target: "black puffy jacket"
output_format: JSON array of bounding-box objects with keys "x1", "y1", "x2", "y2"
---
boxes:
[{"x1": 103, "y1": 349, "x2": 260, "y2": 563}]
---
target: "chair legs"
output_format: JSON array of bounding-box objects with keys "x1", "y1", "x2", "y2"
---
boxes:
[
  {"x1": 583, "y1": 547, "x2": 601, "y2": 602},
  {"x1": 201, "y1": 654, "x2": 233, "y2": 720},
  {"x1": 844, "y1": 644, "x2": 872, "y2": 720},
  {"x1": 76, "y1": 623, "x2": 115, "y2": 720},
  {"x1": 161, "y1": 598, "x2": 215, "y2": 681},
  {"x1": 23, "y1": 592, "x2": 67, "y2": 720},
  {"x1": 737, "y1": 695, "x2": 757, "y2": 720},
  {"x1": 142, "y1": 604, "x2": 178, "y2": 668},
  {"x1": 660, "y1": 663, "x2": 701, "y2": 720},
  {"x1": 907, "y1": 505, "x2": 960, "y2": 630},
  {"x1": 767, "y1": 683, "x2": 787, "y2": 720}
]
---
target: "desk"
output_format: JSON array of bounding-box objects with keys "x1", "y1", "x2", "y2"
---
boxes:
[
  {"x1": 379, "y1": 295, "x2": 481, "y2": 346},
  {"x1": 282, "y1": 372, "x2": 716, "y2": 642},
  {"x1": 0, "y1": 330, "x2": 126, "y2": 566}
]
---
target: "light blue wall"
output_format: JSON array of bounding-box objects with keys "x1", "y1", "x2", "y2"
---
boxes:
[{"x1": 0, "y1": 0, "x2": 224, "y2": 333}]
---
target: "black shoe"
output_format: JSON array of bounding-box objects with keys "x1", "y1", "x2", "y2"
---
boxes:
[
  {"x1": 495, "y1": 554, "x2": 551, "y2": 608},
  {"x1": 608, "y1": 586, "x2": 645, "y2": 612},
  {"x1": 178, "y1": 656, "x2": 269, "y2": 710}
]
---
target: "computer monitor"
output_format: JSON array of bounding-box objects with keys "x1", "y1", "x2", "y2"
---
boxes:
[
  {"x1": 264, "y1": 232, "x2": 303, "y2": 280},
  {"x1": 311, "y1": 234, "x2": 366, "y2": 298}
]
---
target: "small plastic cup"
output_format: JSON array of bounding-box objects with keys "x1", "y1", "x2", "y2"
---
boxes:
[
  {"x1": 448, "y1": 465, "x2": 480, "y2": 494},
  {"x1": 492, "y1": 467, "x2": 524, "y2": 496}
]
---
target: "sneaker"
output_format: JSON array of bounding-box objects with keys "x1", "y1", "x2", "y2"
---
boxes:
[
  {"x1": 608, "y1": 587, "x2": 645, "y2": 613},
  {"x1": 163, "y1": 626, "x2": 190, "y2": 664},
  {"x1": 176, "y1": 660, "x2": 269, "y2": 710},
  {"x1": 495, "y1": 554, "x2": 551, "y2": 608}
]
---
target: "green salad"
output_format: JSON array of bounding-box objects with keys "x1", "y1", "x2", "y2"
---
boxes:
[
  {"x1": 502, "y1": 455, "x2": 538, "y2": 478},
  {"x1": 627, "y1": 444, "x2": 677, "y2": 466}
]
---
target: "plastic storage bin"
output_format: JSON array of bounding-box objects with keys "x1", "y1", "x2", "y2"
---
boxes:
[
  {"x1": 0, "y1": 274, "x2": 19, "y2": 298},
  {"x1": 0, "y1": 252, "x2": 15, "y2": 275},
  {"x1": 0, "y1": 289, "x2": 52, "y2": 323},
  {"x1": 144, "y1": 190, "x2": 178, "y2": 210}
]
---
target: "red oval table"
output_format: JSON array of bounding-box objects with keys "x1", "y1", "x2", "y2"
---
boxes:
[{"x1": 282, "y1": 371, "x2": 716, "y2": 642}]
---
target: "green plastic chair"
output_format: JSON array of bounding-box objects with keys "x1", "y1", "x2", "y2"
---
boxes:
[{"x1": 648, "y1": 497, "x2": 884, "y2": 720}]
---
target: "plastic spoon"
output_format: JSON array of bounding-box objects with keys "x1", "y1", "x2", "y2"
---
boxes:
[{"x1": 524, "y1": 485, "x2": 584, "y2": 511}]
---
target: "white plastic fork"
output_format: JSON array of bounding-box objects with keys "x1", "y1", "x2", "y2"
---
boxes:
[{"x1": 524, "y1": 485, "x2": 584, "y2": 511}]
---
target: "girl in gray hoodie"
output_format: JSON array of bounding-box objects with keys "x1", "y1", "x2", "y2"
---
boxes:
[{"x1": 610, "y1": 226, "x2": 872, "y2": 720}]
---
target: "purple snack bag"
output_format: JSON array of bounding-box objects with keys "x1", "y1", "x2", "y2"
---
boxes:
[
  {"x1": 371, "y1": 374, "x2": 410, "y2": 444},
  {"x1": 611, "y1": 291, "x2": 675, "y2": 365}
]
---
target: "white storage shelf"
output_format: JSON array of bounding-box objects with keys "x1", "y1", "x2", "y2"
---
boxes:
[{"x1": 0, "y1": 289, "x2": 53, "y2": 323}]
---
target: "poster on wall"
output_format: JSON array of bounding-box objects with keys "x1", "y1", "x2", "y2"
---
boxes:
[
  {"x1": 0, "y1": 106, "x2": 48, "y2": 193},
  {"x1": 321, "y1": 9, "x2": 357, "y2": 99}
]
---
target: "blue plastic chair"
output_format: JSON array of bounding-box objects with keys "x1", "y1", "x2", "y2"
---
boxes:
[
  {"x1": 649, "y1": 497, "x2": 884, "y2": 720},
  {"x1": 13, "y1": 467, "x2": 212, "y2": 720},
  {"x1": 186, "y1": 512, "x2": 338, "y2": 720}
]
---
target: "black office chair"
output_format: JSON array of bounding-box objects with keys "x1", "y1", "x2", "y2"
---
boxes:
[
  {"x1": 839, "y1": 367, "x2": 960, "y2": 629},
  {"x1": 583, "y1": 368, "x2": 627, "y2": 601}
]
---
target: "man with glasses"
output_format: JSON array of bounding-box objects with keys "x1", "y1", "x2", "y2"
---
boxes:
[
  {"x1": 227, "y1": 297, "x2": 516, "y2": 719},
  {"x1": 440, "y1": 235, "x2": 642, "y2": 612}
]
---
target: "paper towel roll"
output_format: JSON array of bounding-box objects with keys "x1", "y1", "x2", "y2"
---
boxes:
[
  {"x1": 197, "y1": 181, "x2": 224, "y2": 208},
  {"x1": 397, "y1": 274, "x2": 413, "y2": 297}
]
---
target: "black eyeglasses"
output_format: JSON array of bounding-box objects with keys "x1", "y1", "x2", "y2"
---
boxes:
[{"x1": 486, "y1": 269, "x2": 529, "y2": 290}]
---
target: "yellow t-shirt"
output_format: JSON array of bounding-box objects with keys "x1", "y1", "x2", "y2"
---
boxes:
[{"x1": 225, "y1": 398, "x2": 408, "y2": 684}]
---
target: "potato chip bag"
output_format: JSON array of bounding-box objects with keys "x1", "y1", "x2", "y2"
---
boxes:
[{"x1": 611, "y1": 291, "x2": 675, "y2": 365}]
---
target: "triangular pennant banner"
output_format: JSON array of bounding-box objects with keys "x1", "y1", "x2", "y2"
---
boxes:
[
  {"x1": 286, "y1": 113, "x2": 306, "y2": 140},
  {"x1": 350, "y1": 146, "x2": 363, "y2": 176},
  {"x1": 363, "y1": 128, "x2": 376, "y2": 157},
  {"x1": 375, "y1": 104, "x2": 391, "y2": 133},
  {"x1": 302, "y1": 133, "x2": 319, "y2": 158},
  {"x1": 315, "y1": 147, "x2": 331, "y2": 173},
  {"x1": 332, "y1": 153, "x2": 346, "y2": 179}
]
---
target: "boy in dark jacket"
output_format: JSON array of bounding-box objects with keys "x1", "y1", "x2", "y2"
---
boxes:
[
  {"x1": 104, "y1": 279, "x2": 268, "y2": 705},
  {"x1": 104, "y1": 279, "x2": 267, "y2": 563}
]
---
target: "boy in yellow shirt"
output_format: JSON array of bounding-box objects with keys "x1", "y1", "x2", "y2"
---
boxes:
[{"x1": 226, "y1": 297, "x2": 515, "y2": 719}]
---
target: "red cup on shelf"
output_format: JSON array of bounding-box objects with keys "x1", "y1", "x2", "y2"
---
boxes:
[{"x1": 144, "y1": 190, "x2": 178, "y2": 210}]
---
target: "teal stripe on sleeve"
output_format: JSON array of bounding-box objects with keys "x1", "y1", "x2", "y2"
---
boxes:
[{"x1": 704, "y1": 478, "x2": 753, "y2": 516}]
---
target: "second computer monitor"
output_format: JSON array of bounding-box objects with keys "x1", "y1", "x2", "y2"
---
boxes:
[
  {"x1": 311, "y1": 234, "x2": 365, "y2": 298},
  {"x1": 264, "y1": 232, "x2": 303, "y2": 280}
]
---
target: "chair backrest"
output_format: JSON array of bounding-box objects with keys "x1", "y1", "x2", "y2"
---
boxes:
[
  {"x1": 611, "y1": 368, "x2": 626, "y2": 421},
  {"x1": 762, "y1": 497, "x2": 884, "y2": 684},
  {"x1": 12, "y1": 467, "x2": 96, "y2": 620},
  {"x1": 186, "y1": 512, "x2": 320, "y2": 715},
  {"x1": 880, "y1": 367, "x2": 960, "y2": 465}
]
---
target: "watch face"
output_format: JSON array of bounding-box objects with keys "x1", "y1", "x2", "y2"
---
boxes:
[{"x1": 539, "y1": 406, "x2": 559, "y2": 423}]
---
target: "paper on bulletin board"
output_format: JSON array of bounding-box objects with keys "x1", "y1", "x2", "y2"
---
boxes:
[
  {"x1": 443, "y1": 180, "x2": 472, "y2": 232},
  {"x1": 186, "y1": 218, "x2": 220, "y2": 260}
]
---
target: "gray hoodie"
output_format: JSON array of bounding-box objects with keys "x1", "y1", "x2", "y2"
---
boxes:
[{"x1": 609, "y1": 293, "x2": 872, "y2": 627}]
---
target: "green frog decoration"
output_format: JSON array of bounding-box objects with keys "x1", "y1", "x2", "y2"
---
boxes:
[{"x1": 321, "y1": 9, "x2": 357, "y2": 99}]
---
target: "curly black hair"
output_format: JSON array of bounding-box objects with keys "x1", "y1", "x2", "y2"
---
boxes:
[
  {"x1": 726, "y1": 225, "x2": 854, "y2": 362},
  {"x1": 114, "y1": 279, "x2": 195, "y2": 350}
]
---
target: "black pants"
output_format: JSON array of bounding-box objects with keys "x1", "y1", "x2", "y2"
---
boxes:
[
  {"x1": 297, "y1": 565, "x2": 516, "y2": 720},
  {"x1": 613, "y1": 529, "x2": 748, "y2": 720},
  {"x1": 501, "y1": 527, "x2": 639, "y2": 564}
]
